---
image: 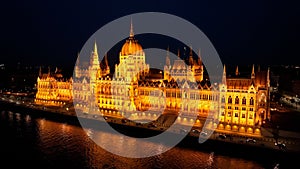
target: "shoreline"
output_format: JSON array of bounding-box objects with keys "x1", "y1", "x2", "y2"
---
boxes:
[
  {"x1": 2, "y1": 102, "x2": 300, "y2": 169},
  {"x1": 1, "y1": 99, "x2": 300, "y2": 155}
]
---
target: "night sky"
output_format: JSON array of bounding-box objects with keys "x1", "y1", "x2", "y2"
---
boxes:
[{"x1": 0, "y1": 0, "x2": 299, "y2": 69}]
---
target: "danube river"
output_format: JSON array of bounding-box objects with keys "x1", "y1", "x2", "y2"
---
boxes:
[{"x1": 0, "y1": 109, "x2": 296, "y2": 169}]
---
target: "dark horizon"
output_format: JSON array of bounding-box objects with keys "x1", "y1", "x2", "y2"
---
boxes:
[{"x1": 0, "y1": 1, "x2": 299, "y2": 67}]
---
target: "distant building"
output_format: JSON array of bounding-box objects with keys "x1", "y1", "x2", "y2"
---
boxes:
[{"x1": 35, "y1": 67, "x2": 73, "y2": 106}]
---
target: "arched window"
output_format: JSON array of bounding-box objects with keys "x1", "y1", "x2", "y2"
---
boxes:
[
  {"x1": 228, "y1": 96, "x2": 232, "y2": 104},
  {"x1": 242, "y1": 97, "x2": 246, "y2": 105},
  {"x1": 250, "y1": 97, "x2": 254, "y2": 105},
  {"x1": 235, "y1": 96, "x2": 239, "y2": 104},
  {"x1": 227, "y1": 112, "x2": 232, "y2": 117},
  {"x1": 221, "y1": 96, "x2": 225, "y2": 103}
]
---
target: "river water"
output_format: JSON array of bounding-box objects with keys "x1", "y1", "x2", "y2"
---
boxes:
[{"x1": 0, "y1": 109, "x2": 295, "y2": 169}]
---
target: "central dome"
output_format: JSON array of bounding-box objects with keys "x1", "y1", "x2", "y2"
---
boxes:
[
  {"x1": 120, "y1": 21, "x2": 144, "y2": 56},
  {"x1": 120, "y1": 37, "x2": 143, "y2": 56}
]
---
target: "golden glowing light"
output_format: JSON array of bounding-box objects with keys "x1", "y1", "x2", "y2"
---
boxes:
[{"x1": 34, "y1": 23, "x2": 269, "y2": 137}]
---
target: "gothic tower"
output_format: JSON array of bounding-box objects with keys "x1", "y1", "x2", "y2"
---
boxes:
[{"x1": 90, "y1": 41, "x2": 100, "y2": 84}]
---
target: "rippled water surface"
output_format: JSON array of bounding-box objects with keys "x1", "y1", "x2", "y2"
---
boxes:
[{"x1": 0, "y1": 110, "x2": 293, "y2": 169}]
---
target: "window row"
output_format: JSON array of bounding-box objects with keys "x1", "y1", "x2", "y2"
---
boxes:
[
  {"x1": 225, "y1": 96, "x2": 254, "y2": 105},
  {"x1": 227, "y1": 107, "x2": 254, "y2": 111},
  {"x1": 221, "y1": 112, "x2": 254, "y2": 119}
]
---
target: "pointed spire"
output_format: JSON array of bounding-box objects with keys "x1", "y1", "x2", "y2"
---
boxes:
[
  {"x1": 267, "y1": 67, "x2": 270, "y2": 87},
  {"x1": 235, "y1": 66, "x2": 239, "y2": 76},
  {"x1": 104, "y1": 53, "x2": 109, "y2": 69},
  {"x1": 222, "y1": 64, "x2": 227, "y2": 84},
  {"x1": 76, "y1": 53, "x2": 80, "y2": 66},
  {"x1": 166, "y1": 46, "x2": 170, "y2": 66},
  {"x1": 93, "y1": 40, "x2": 98, "y2": 54},
  {"x1": 91, "y1": 40, "x2": 99, "y2": 67},
  {"x1": 177, "y1": 49, "x2": 180, "y2": 58},
  {"x1": 251, "y1": 64, "x2": 255, "y2": 79},
  {"x1": 130, "y1": 17, "x2": 134, "y2": 37},
  {"x1": 39, "y1": 66, "x2": 42, "y2": 77},
  {"x1": 189, "y1": 46, "x2": 193, "y2": 57},
  {"x1": 75, "y1": 54, "x2": 80, "y2": 78},
  {"x1": 189, "y1": 46, "x2": 194, "y2": 65},
  {"x1": 55, "y1": 67, "x2": 58, "y2": 74},
  {"x1": 198, "y1": 49, "x2": 202, "y2": 65}
]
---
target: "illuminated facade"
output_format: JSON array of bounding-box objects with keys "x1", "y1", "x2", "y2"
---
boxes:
[
  {"x1": 164, "y1": 47, "x2": 203, "y2": 82},
  {"x1": 95, "y1": 23, "x2": 270, "y2": 135},
  {"x1": 36, "y1": 22, "x2": 270, "y2": 135},
  {"x1": 73, "y1": 42, "x2": 110, "y2": 113},
  {"x1": 218, "y1": 65, "x2": 270, "y2": 134},
  {"x1": 35, "y1": 67, "x2": 73, "y2": 106}
]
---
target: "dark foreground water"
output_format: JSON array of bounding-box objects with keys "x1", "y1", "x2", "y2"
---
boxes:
[{"x1": 0, "y1": 109, "x2": 297, "y2": 169}]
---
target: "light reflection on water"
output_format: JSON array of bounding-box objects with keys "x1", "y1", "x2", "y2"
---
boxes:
[{"x1": 0, "y1": 110, "x2": 287, "y2": 169}]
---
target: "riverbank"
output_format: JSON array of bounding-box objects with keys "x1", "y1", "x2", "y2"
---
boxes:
[
  {"x1": 2, "y1": 106, "x2": 295, "y2": 169},
  {"x1": 1, "y1": 99, "x2": 300, "y2": 156}
]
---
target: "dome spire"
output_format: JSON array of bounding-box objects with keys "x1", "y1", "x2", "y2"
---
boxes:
[
  {"x1": 93, "y1": 40, "x2": 98, "y2": 54},
  {"x1": 130, "y1": 17, "x2": 134, "y2": 38}
]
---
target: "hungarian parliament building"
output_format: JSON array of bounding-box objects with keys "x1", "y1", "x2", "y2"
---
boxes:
[{"x1": 34, "y1": 23, "x2": 270, "y2": 135}]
